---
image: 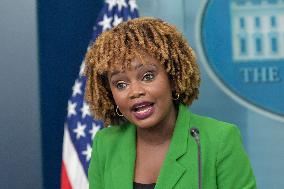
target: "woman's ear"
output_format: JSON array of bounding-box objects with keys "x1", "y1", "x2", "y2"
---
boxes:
[
  {"x1": 168, "y1": 72, "x2": 178, "y2": 93},
  {"x1": 170, "y1": 79, "x2": 177, "y2": 92}
]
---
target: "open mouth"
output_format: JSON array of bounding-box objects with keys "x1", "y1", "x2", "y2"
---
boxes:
[
  {"x1": 131, "y1": 102, "x2": 155, "y2": 120},
  {"x1": 132, "y1": 103, "x2": 154, "y2": 112}
]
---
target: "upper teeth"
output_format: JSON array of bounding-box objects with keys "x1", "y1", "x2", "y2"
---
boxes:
[{"x1": 134, "y1": 104, "x2": 150, "y2": 111}]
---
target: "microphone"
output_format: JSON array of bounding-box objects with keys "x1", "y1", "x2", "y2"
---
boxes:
[{"x1": 190, "y1": 128, "x2": 202, "y2": 189}]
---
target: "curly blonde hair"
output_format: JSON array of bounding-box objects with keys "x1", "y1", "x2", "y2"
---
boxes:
[{"x1": 84, "y1": 17, "x2": 200, "y2": 126}]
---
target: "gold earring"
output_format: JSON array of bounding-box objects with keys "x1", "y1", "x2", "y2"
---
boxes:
[
  {"x1": 116, "y1": 106, "x2": 123, "y2": 117},
  {"x1": 173, "y1": 93, "x2": 180, "y2": 101}
]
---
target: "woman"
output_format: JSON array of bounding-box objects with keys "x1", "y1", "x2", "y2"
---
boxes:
[{"x1": 84, "y1": 17, "x2": 256, "y2": 189}]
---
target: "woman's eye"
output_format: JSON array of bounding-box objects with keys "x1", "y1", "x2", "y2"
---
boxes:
[
  {"x1": 142, "y1": 72, "x2": 155, "y2": 81},
  {"x1": 116, "y1": 81, "x2": 127, "y2": 90}
]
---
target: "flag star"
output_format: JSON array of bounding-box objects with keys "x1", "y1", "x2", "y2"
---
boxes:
[
  {"x1": 113, "y1": 15, "x2": 123, "y2": 27},
  {"x1": 72, "y1": 80, "x2": 82, "y2": 97},
  {"x1": 129, "y1": 0, "x2": 138, "y2": 12},
  {"x1": 106, "y1": 0, "x2": 117, "y2": 11},
  {"x1": 73, "y1": 122, "x2": 86, "y2": 139},
  {"x1": 79, "y1": 61, "x2": 85, "y2": 76},
  {"x1": 98, "y1": 15, "x2": 112, "y2": 31},
  {"x1": 117, "y1": 0, "x2": 127, "y2": 11},
  {"x1": 82, "y1": 143, "x2": 92, "y2": 162},
  {"x1": 81, "y1": 102, "x2": 91, "y2": 118},
  {"x1": 67, "y1": 101, "x2": 77, "y2": 117},
  {"x1": 89, "y1": 123, "x2": 101, "y2": 139}
]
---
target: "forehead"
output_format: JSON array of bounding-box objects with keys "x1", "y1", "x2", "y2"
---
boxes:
[{"x1": 108, "y1": 53, "x2": 163, "y2": 74}]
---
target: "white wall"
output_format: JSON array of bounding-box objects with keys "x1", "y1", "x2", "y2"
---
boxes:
[{"x1": 0, "y1": 0, "x2": 42, "y2": 188}]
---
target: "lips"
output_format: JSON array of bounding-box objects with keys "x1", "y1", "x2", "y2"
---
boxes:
[{"x1": 131, "y1": 102, "x2": 155, "y2": 120}]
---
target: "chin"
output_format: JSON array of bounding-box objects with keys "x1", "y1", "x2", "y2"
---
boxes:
[{"x1": 131, "y1": 116, "x2": 161, "y2": 129}]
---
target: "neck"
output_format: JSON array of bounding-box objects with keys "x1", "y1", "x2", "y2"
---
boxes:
[{"x1": 136, "y1": 105, "x2": 178, "y2": 146}]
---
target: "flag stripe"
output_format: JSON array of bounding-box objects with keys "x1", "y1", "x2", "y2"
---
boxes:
[
  {"x1": 62, "y1": 127, "x2": 89, "y2": 189},
  {"x1": 61, "y1": 162, "x2": 72, "y2": 189}
]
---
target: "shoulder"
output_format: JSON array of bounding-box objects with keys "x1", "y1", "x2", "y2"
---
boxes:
[
  {"x1": 96, "y1": 124, "x2": 128, "y2": 139},
  {"x1": 93, "y1": 123, "x2": 133, "y2": 151},
  {"x1": 189, "y1": 113, "x2": 257, "y2": 188},
  {"x1": 179, "y1": 104, "x2": 238, "y2": 136},
  {"x1": 190, "y1": 112, "x2": 240, "y2": 138},
  {"x1": 189, "y1": 112, "x2": 242, "y2": 151}
]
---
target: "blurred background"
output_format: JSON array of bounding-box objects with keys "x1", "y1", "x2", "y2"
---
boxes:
[{"x1": 0, "y1": 0, "x2": 283, "y2": 188}]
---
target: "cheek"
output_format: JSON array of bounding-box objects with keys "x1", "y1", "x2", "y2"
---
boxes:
[
  {"x1": 111, "y1": 90, "x2": 128, "y2": 107},
  {"x1": 149, "y1": 82, "x2": 172, "y2": 100},
  {"x1": 112, "y1": 93, "x2": 121, "y2": 105},
  {"x1": 157, "y1": 76, "x2": 172, "y2": 94},
  {"x1": 109, "y1": 87, "x2": 119, "y2": 104}
]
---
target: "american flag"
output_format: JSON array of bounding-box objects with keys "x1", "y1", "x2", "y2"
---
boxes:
[{"x1": 61, "y1": 1, "x2": 139, "y2": 188}]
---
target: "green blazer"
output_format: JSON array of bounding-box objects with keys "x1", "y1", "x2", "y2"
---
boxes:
[{"x1": 88, "y1": 104, "x2": 256, "y2": 189}]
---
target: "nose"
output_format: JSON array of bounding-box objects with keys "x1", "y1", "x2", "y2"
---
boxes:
[{"x1": 128, "y1": 82, "x2": 146, "y2": 99}]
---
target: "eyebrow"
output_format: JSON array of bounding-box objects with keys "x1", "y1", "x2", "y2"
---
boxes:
[
  {"x1": 109, "y1": 63, "x2": 157, "y2": 78},
  {"x1": 110, "y1": 70, "x2": 122, "y2": 78}
]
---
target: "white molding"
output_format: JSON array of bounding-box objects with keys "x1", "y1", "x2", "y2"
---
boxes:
[{"x1": 195, "y1": 0, "x2": 284, "y2": 123}]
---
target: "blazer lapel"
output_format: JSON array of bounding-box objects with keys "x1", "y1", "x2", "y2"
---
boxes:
[
  {"x1": 155, "y1": 104, "x2": 191, "y2": 189},
  {"x1": 111, "y1": 104, "x2": 191, "y2": 189},
  {"x1": 111, "y1": 124, "x2": 136, "y2": 189}
]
